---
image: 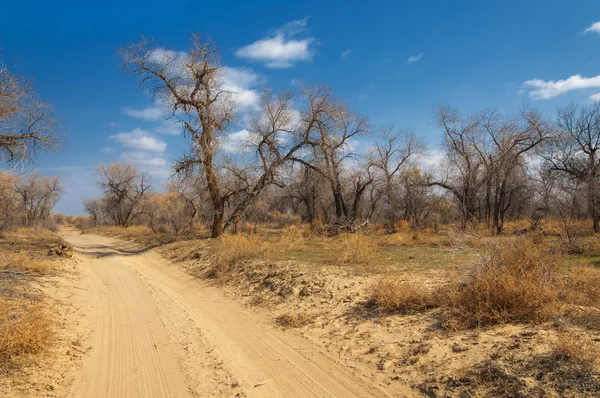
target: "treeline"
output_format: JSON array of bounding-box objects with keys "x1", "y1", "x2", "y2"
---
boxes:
[
  {"x1": 78, "y1": 33, "x2": 600, "y2": 237},
  {"x1": 0, "y1": 172, "x2": 62, "y2": 230}
]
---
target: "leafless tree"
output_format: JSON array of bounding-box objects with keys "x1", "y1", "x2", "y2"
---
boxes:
[
  {"x1": 14, "y1": 173, "x2": 62, "y2": 227},
  {"x1": 0, "y1": 51, "x2": 64, "y2": 165},
  {"x1": 83, "y1": 198, "x2": 103, "y2": 226},
  {"x1": 96, "y1": 162, "x2": 151, "y2": 227},
  {"x1": 370, "y1": 129, "x2": 421, "y2": 230},
  {"x1": 542, "y1": 102, "x2": 600, "y2": 232},
  {"x1": 432, "y1": 105, "x2": 549, "y2": 233}
]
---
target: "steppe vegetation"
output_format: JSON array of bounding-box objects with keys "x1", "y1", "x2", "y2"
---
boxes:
[
  {"x1": 4, "y1": 28, "x2": 600, "y2": 396},
  {"x1": 73, "y1": 33, "x2": 600, "y2": 396}
]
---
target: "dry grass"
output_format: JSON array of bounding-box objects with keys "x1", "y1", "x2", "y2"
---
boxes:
[
  {"x1": 369, "y1": 278, "x2": 437, "y2": 313},
  {"x1": 437, "y1": 237, "x2": 562, "y2": 330},
  {"x1": 275, "y1": 311, "x2": 312, "y2": 328},
  {"x1": 335, "y1": 233, "x2": 378, "y2": 265},
  {"x1": 0, "y1": 299, "x2": 53, "y2": 374},
  {"x1": 207, "y1": 234, "x2": 270, "y2": 278},
  {"x1": 0, "y1": 251, "x2": 57, "y2": 274}
]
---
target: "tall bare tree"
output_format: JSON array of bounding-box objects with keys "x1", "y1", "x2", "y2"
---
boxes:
[
  {"x1": 14, "y1": 173, "x2": 62, "y2": 227},
  {"x1": 96, "y1": 163, "x2": 151, "y2": 227},
  {"x1": 0, "y1": 51, "x2": 63, "y2": 165},
  {"x1": 370, "y1": 129, "x2": 421, "y2": 230},
  {"x1": 543, "y1": 102, "x2": 600, "y2": 232}
]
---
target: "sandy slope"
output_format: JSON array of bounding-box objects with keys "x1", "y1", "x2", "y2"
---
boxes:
[{"x1": 64, "y1": 231, "x2": 394, "y2": 397}]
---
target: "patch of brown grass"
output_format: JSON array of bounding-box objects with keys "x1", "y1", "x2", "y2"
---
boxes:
[
  {"x1": 335, "y1": 233, "x2": 378, "y2": 265},
  {"x1": 564, "y1": 266, "x2": 600, "y2": 307},
  {"x1": 0, "y1": 251, "x2": 57, "y2": 274},
  {"x1": 437, "y1": 237, "x2": 562, "y2": 330},
  {"x1": 540, "y1": 331, "x2": 600, "y2": 393},
  {"x1": 275, "y1": 311, "x2": 312, "y2": 328},
  {"x1": 369, "y1": 278, "x2": 437, "y2": 313},
  {"x1": 0, "y1": 299, "x2": 53, "y2": 374},
  {"x1": 207, "y1": 234, "x2": 270, "y2": 278}
]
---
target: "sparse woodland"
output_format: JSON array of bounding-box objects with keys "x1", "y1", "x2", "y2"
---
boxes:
[{"x1": 5, "y1": 33, "x2": 600, "y2": 397}]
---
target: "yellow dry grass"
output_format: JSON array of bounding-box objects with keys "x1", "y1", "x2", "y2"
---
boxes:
[
  {"x1": 0, "y1": 299, "x2": 53, "y2": 374},
  {"x1": 369, "y1": 278, "x2": 436, "y2": 313}
]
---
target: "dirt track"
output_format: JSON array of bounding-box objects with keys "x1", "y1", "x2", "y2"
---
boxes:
[{"x1": 64, "y1": 231, "x2": 393, "y2": 397}]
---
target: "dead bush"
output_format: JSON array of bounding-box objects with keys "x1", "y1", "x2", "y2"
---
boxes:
[
  {"x1": 564, "y1": 266, "x2": 600, "y2": 307},
  {"x1": 369, "y1": 278, "x2": 437, "y2": 313},
  {"x1": 541, "y1": 331, "x2": 600, "y2": 393},
  {"x1": 336, "y1": 233, "x2": 377, "y2": 265},
  {"x1": 207, "y1": 234, "x2": 269, "y2": 278},
  {"x1": 0, "y1": 299, "x2": 53, "y2": 374},
  {"x1": 437, "y1": 237, "x2": 562, "y2": 330},
  {"x1": 0, "y1": 251, "x2": 57, "y2": 274},
  {"x1": 275, "y1": 311, "x2": 311, "y2": 328}
]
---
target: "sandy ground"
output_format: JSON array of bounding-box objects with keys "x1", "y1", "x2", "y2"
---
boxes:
[{"x1": 60, "y1": 230, "x2": 397, "y2": 397}]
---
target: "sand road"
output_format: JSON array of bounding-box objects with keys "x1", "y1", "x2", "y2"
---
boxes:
[{"x1": 64, "y1": 231, "x2": 391, "y2": 398}]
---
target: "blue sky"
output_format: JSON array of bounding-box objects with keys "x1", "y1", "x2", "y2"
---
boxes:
[{"x1": 1, "y1": 0, "x2": 600, "y2": 214}]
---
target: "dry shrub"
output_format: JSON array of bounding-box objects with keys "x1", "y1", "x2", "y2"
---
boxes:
[
  {"x1": 207, "y1": 234, "x2": 269, "y2": 278},
  {"x1": 438, "y1": 237, "x2": 562, "y2": 330},
  {"x1": 369, "y1": 278, "x2": 437, "y2": 313},
  {"x1": 336, "y1": 233, "x2": 377, "y2": 265},
  {"x1": 0, "y1": 251, "x2": 56, "y2": 274},
  {"x1": 275, "y1": 311, "x2": 311, "y2": 328},
  {"x1": 0, "y1": 299, "x2": 53, "y2": 374},
  {"x1": 394, "y1": 220, "x2": 411, "y2": 232},
  {"x1": 543, "y1": 331, "x2": 600, "y2": 392},
  {"x1": 564, "y1": 266, "x2": 600, "y2": 307}
]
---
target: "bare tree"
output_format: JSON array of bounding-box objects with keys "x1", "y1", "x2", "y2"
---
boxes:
[
  {"x1": 543, "y1": 102, "x2": 600, "y2": 232},
  {"x1": 14, "y1": 173, "x2": 62, "y2": 227},
  {"x1": 432, "y1": 105, "x2": 549, "y2": 233},
  {"x1": 120, "y1": 34, "x2": 234, "y2": 238},
  {"x1": 0, "y1": 171, "x2": 20, "y2": 229},
  {"x1": 370, "y1": 129, "x2": 421, "y2": 230},
  {"x1": 0, "y1": 51, "x2": 64, "y2": 165},
  {"x1": 96, "y1": 162, "x2": 151, "y2": 227},
  {"x1": 83, "y1": 198, "x2": 103, "y2": 226}
]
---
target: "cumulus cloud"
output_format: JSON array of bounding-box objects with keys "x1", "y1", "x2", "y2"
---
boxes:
[
  {"x1": 110, "y1": 128, "x2": 167, "y2": 152},
  {"x1": 590, "y1": 92, "x2": 600, "y2": 101},
  {"x1": 340, "y1": 50, "x2": 353, "y2": 59},
  {"x1": 236, "y1": 17, "x2": 315, "y2": 68},
  {"x1": 122, "y1": 104, "x2": 166, "y2": 121},
  {"x1": 154, "y1": 119, "x2": 182, "y2": 135},
  {"x1": 408, "y1": 53, "x2": 424, "y2": 63},
  {"x1": 585, "y1": 21, "x2": 600, "y2": 34},
  {"x1": 523, "y1": 74, "x2": 600, "y2": 99},
  {"x1": 220, "y1": 129, "x2": 254, "y2": 153},
  {"x1": 120, "y1": 151, "x2": 168, "y2": 167},
  {"x1": 222, "y1": 67, "x2": 262, "y2": 109}
]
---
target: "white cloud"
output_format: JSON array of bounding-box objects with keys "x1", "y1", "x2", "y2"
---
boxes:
[
  {"x1": 590, "y1": 92, "x2": 600, "y2": 101},
  {"x1": 220, "y1": 129, "x2": 253, "y2": 153},
  {"x1": 340, "y1": 50, "x2": 353, "y2": 59},
  {"x1": 154, "y1": 119, "x2": 182, "y2": 135},
  {"x1": 408, "y1": 53, "x2": 424, "y2": 63},
  {"x1": 110, "y1": 128, "x2": 167, "y2": 152},
  {"x1": 523, "y1": 74, "x2": 600, "y2": 99},
  {"x1": 585, "y1": 21, "x2": 600, "y2": 34},
  {"x1": 416, "y1": 149, "x2": 445, "y2": 171},
  {"x1": 122, "y1": 104, "x2": 165, "y2": 121},
  {"x1": 222, "y1": 67, "x2": 261, "y2": 109},
  {"x1": 236, "y1": 17, "x2": 315, "y2": 68},
  {"x1": 99, "y1": 147, "x2": 114, "y2": 154},
  {"x1": 120, "y1": 151, "x2": 168, "y2": 167}
]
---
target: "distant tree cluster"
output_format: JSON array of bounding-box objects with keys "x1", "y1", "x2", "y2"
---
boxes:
[
  {"x1": 78, "y1": 33, "x2": 600, "y2": 237},
  {"x1": 0, "y1": 171, "x2": 62, "y2": 230}
]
